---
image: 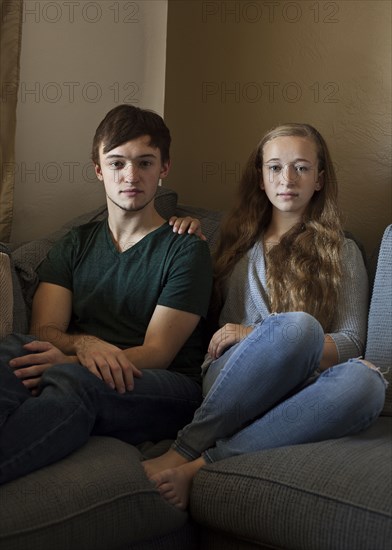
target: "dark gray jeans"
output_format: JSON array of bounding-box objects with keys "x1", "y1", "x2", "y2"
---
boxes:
[{"x1": 0, "y1": 333, "x2": 202, "y2": 485}]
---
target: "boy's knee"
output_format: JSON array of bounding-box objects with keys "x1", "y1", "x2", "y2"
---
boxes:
[{"x1": 0, "y1": 333, "x2": 36, "y2": 364}]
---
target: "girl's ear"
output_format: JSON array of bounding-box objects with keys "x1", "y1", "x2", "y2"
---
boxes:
[
  {"x1": 95, "y1": 164, "x2": 104, "y2": 181},
  {"x1": 315, "y1": 170, "x2": 324, "y2": 191}
]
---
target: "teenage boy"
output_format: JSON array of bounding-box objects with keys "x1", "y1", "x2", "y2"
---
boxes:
[{"x1": 0, "y1": 105, "x2": 212, "y2": 484}]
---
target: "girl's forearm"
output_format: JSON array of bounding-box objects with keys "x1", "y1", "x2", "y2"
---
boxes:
[{"x1": 319, "y1": 335, "x2": 339, "y2": 371}]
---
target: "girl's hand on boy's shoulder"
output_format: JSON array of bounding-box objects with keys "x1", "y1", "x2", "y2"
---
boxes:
[{"x1": 169, "y1": 216, "x2": 207, "y2": 241}]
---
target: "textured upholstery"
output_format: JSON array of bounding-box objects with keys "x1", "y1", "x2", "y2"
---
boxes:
[
  {"x1": 192, "y1": 417, "x2": 392, "y2": 550},
  {"x1": 0, "y1": 244, "x2": 28, "y2": 334},
  {"x1": 0, "y1": 437, "x2": 188, "y2": 550},
  {"x1": 0, "y1": 252, "x2": 13, "y2": 338},
  {"x1": 175, "y1": 204, "x2": 223, "y2": 251},
  {"x1": 365, "y1": 225, "x2": 392, "y2": 415},
  {"x1": 125, "y1": 522, "x2": 200, "y2": 550}
]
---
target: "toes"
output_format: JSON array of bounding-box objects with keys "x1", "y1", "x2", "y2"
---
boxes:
[
  {"x1": 150, "y1": 472, "x2": 164, "y2": 487},
  {"x1": 157, "y1": 481, "x2": 174, "y2": 496},
  {"x1": 165, "y1": 493, "x2": 186, "y2": 510}
]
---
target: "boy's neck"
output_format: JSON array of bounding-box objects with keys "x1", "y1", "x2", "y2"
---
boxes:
[{"x1": 107, "y1": 206, "x2": 165, "y2": 252}]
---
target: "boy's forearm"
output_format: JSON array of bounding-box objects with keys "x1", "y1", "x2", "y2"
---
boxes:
[
  {"x1": 30, "y1": 323, "x2": 86, "y2": 356},
  {"x1": 122, "y1": 344, "x2": 171, "y2": 370}
]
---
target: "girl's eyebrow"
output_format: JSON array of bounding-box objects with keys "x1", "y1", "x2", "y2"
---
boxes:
[
  {"x1": 263, "y1": 158, "x2": 281, "y2": 164},
  {"x1": 264, "y1": 157, "x2": 312, "y2": 163}
]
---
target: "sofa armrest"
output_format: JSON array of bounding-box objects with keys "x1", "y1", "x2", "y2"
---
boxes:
[{"x1": 365, "y1": 225, "x2": 392, "y2": 416}]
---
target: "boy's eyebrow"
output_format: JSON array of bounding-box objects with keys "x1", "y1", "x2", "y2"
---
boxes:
[{"x1": 104, "y1": 153, "x2": 157, "y2": 159}]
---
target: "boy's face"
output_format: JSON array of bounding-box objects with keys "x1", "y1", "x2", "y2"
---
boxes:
[{"x1": 94, "y1": 135, "x2": 170, "y2": 213}]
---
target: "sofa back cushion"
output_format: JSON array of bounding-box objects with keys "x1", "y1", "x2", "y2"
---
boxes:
[
  {"x1": 0, "y1": 244, "x2": 28, "y2": 335},
  {"x1": 0, "y1": 252, "x2": 13, "y2": 338},
  {"x1": 365, "y1": 225, "x2": 392, "y2": 416}
]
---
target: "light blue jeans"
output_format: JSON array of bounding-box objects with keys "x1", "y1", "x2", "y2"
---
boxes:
[{"x1": 172, "y1": 312, "x2": 387, "y2": 463}]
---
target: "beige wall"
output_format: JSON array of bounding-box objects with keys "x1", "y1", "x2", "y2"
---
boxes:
[
  {"x1": 12, "y1": 0, "x2": 168, "y2": 242},
  {"x1": 164, "y1": 0, "x2": 391, "y2": 255}
]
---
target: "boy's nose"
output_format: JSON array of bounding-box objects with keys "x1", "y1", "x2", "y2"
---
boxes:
[{"x1": 124, "y1": 162, "x2": 139, "y2": 182}]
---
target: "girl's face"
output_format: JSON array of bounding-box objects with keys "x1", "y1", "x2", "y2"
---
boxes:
[{"x1": 261, "y1": 136, "x2": 324, "y2": 218}]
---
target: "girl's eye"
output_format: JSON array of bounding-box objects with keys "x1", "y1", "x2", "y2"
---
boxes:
[
  {"x1": 269, "y1": 165, "x2": 281, "y2": 172},
  {"x1": 295, "y1": 165, "x2": 309, "y2": 173}
]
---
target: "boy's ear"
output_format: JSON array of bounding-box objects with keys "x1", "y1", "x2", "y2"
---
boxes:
[
  {"x1": 160, "y1": 159, "x2": 171, "y2": 179},
  {"x1": 94, "y1": 164, "x2": 104, "y2": 181}
]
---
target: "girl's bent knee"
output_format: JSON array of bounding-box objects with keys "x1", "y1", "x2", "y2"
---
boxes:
[
  {"x1": 348, "y1": 358, "x2": 388, "y2": 387},
  {"x1": 264, "y1": 312, "x2": 323, "y2": 351},
  {"x1": 357, "y1": 359, "x2": 389, "y2": 389},
  {"x1": 341, "y1": 360, "x2": 387, "y2": 411}
]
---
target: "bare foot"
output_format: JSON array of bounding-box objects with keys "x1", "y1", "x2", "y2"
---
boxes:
[
  {"x1": 142, "y1": 448, "x2": 188, "y2": 479},
  {"x1": 150, "y1": 457, "x2": 206, "y2": 510}
]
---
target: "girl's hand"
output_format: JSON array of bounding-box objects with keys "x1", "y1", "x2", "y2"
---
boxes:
[
  {"x1": 169, "y1": 216, "x2": 206, "y2": 241},
  {"x1": 208, "y1": 324, "x2": 254, "y2": 359}
]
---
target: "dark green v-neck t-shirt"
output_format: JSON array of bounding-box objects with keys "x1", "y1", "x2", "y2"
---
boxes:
[{"x1": 37, "y1": 220, "x2": 213, "y2": 382}]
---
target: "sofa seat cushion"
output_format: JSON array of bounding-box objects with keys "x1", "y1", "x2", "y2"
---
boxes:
[
  {"x1": 0, "y1": 437, "x2": 188, "y2": 550},
  {"x1": 191, "y1": 417, "x2": 392, "y2": 550}
]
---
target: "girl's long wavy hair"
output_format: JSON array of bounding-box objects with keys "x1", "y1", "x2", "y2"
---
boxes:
[{"x1": 213, "y1": 123, "x2": 344, "y2": 331}]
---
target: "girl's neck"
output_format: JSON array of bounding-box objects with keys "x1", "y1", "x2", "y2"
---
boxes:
[{"x1": 263, "y1": 212, "x2": 302, "y2": 244}]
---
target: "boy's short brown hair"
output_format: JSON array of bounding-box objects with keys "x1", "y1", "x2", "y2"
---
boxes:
[{"x1": 92, "y1": 104, "x2": 171, "y2": 165}]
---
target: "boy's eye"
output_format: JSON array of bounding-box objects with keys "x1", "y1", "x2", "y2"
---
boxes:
[
  {"x1": 139, "y1": 160, "x2": 153, "y2": 168},
  {"x1": 106, "y1": 158, "x2": 156, "y2": 170},
  {"x1": 109, "y1": 161, "x2": 124, "y2": 169}
]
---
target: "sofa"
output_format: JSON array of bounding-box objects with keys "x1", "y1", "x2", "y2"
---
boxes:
[{"x1": 0, "y1": 186, "x2": 391, "y2": 550}]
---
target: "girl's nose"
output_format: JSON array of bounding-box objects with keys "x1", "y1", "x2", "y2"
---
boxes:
[{"x1": 282, "y1": 164, "x2": 297, "y2": 184}]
